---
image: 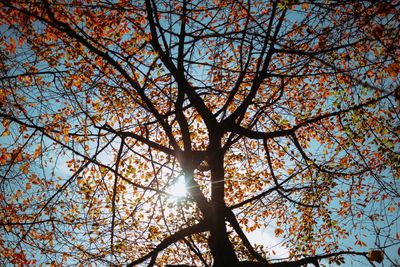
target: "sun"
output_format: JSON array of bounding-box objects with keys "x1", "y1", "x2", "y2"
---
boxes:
[{"x1": 168, "y1": 175, "x2": 187, "y2": 198}]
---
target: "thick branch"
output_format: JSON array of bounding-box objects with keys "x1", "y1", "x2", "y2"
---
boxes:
[
  {"x1": 226, "y1": 91, "x2": 394, "y2": 140},
  {"x1": 99, "y1": 124, "x2": 175, "y2": 156},
  {"x1": 126, "y1": 221, "x2": 208, "y2": 267},
  {"x1": 269, "y1": 251, "x2": 368, "y2": 267},
  {"x1": 226, "y1": 210, "x2": 269, "y2": 265},
  {"x1": 273, "y1": 41, "x2": 359, "y2": 57},
  {"x1": 144, "y1": 0, "x2": 217, "y2": 128}
]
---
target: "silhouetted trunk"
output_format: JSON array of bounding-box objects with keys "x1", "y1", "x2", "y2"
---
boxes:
[{"x1": 208, "y1": 134, "x2": 240, "y2": 267}]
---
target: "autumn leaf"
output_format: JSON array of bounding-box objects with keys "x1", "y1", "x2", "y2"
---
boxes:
[
  {"x1": 387, "y1": 62, "x2": 399, "y2": 79},
  {"x1": 21, "y1": 162, "x2": 30, "y2": 174},
  {"x1": 1, "y1": 128, "x2": 10, "y2": 137},
  {"x1": 8, "y1": 37, "x2": 16, "y2": 54},
  {"x1": 0, "y1": 1, "x2": 398, "y2": 267},
  {"x1": 275, "y1": 228, "x2": 284, "y2": 236},
  {"x1": 367, "y1": 250, "x2": 384, "y2": 263},
  {"x1": 355, "y1": 239, "x2": 367, "y2": 247}
]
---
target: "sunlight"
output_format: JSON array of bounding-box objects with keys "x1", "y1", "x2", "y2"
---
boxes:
[{"x1": 168, "y1": 175, "x2": 187, "y2": 198}]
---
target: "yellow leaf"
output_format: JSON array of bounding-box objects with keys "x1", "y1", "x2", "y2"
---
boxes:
[{"x1": 1, "y1": 129, "x2": 10, "y2": 137}]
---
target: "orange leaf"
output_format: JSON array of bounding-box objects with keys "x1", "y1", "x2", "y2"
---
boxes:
[
  {"x1": 274, "y1": 228, "x2": 284, "y2": 236},
  {"x1": 22, "y1": 162, "x2": 30, "y2": 174},
  {"x1": 355, "y1": 239, "x2": 367, "y2": 247},
  {"x1": 8, "y1": 37, "x2": 16, "y2": 53}
]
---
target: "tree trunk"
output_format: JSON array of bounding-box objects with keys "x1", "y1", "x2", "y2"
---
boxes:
[{"x1": 208, "y1": 147, "x2": 240, "y2": 267}]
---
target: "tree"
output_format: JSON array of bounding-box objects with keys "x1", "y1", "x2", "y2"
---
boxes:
[{"x1": 0, "y1": 0, "x2": 399, "y2": 266}]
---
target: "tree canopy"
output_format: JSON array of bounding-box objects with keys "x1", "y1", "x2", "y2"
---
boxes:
[{"x1": 0, "y1": 0, "x2": 399, "y2": 266}]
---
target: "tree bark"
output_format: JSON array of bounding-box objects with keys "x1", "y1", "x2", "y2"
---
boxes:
[{"x1": 208, "y1": 137, "x2": 240, "y2": 267}]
